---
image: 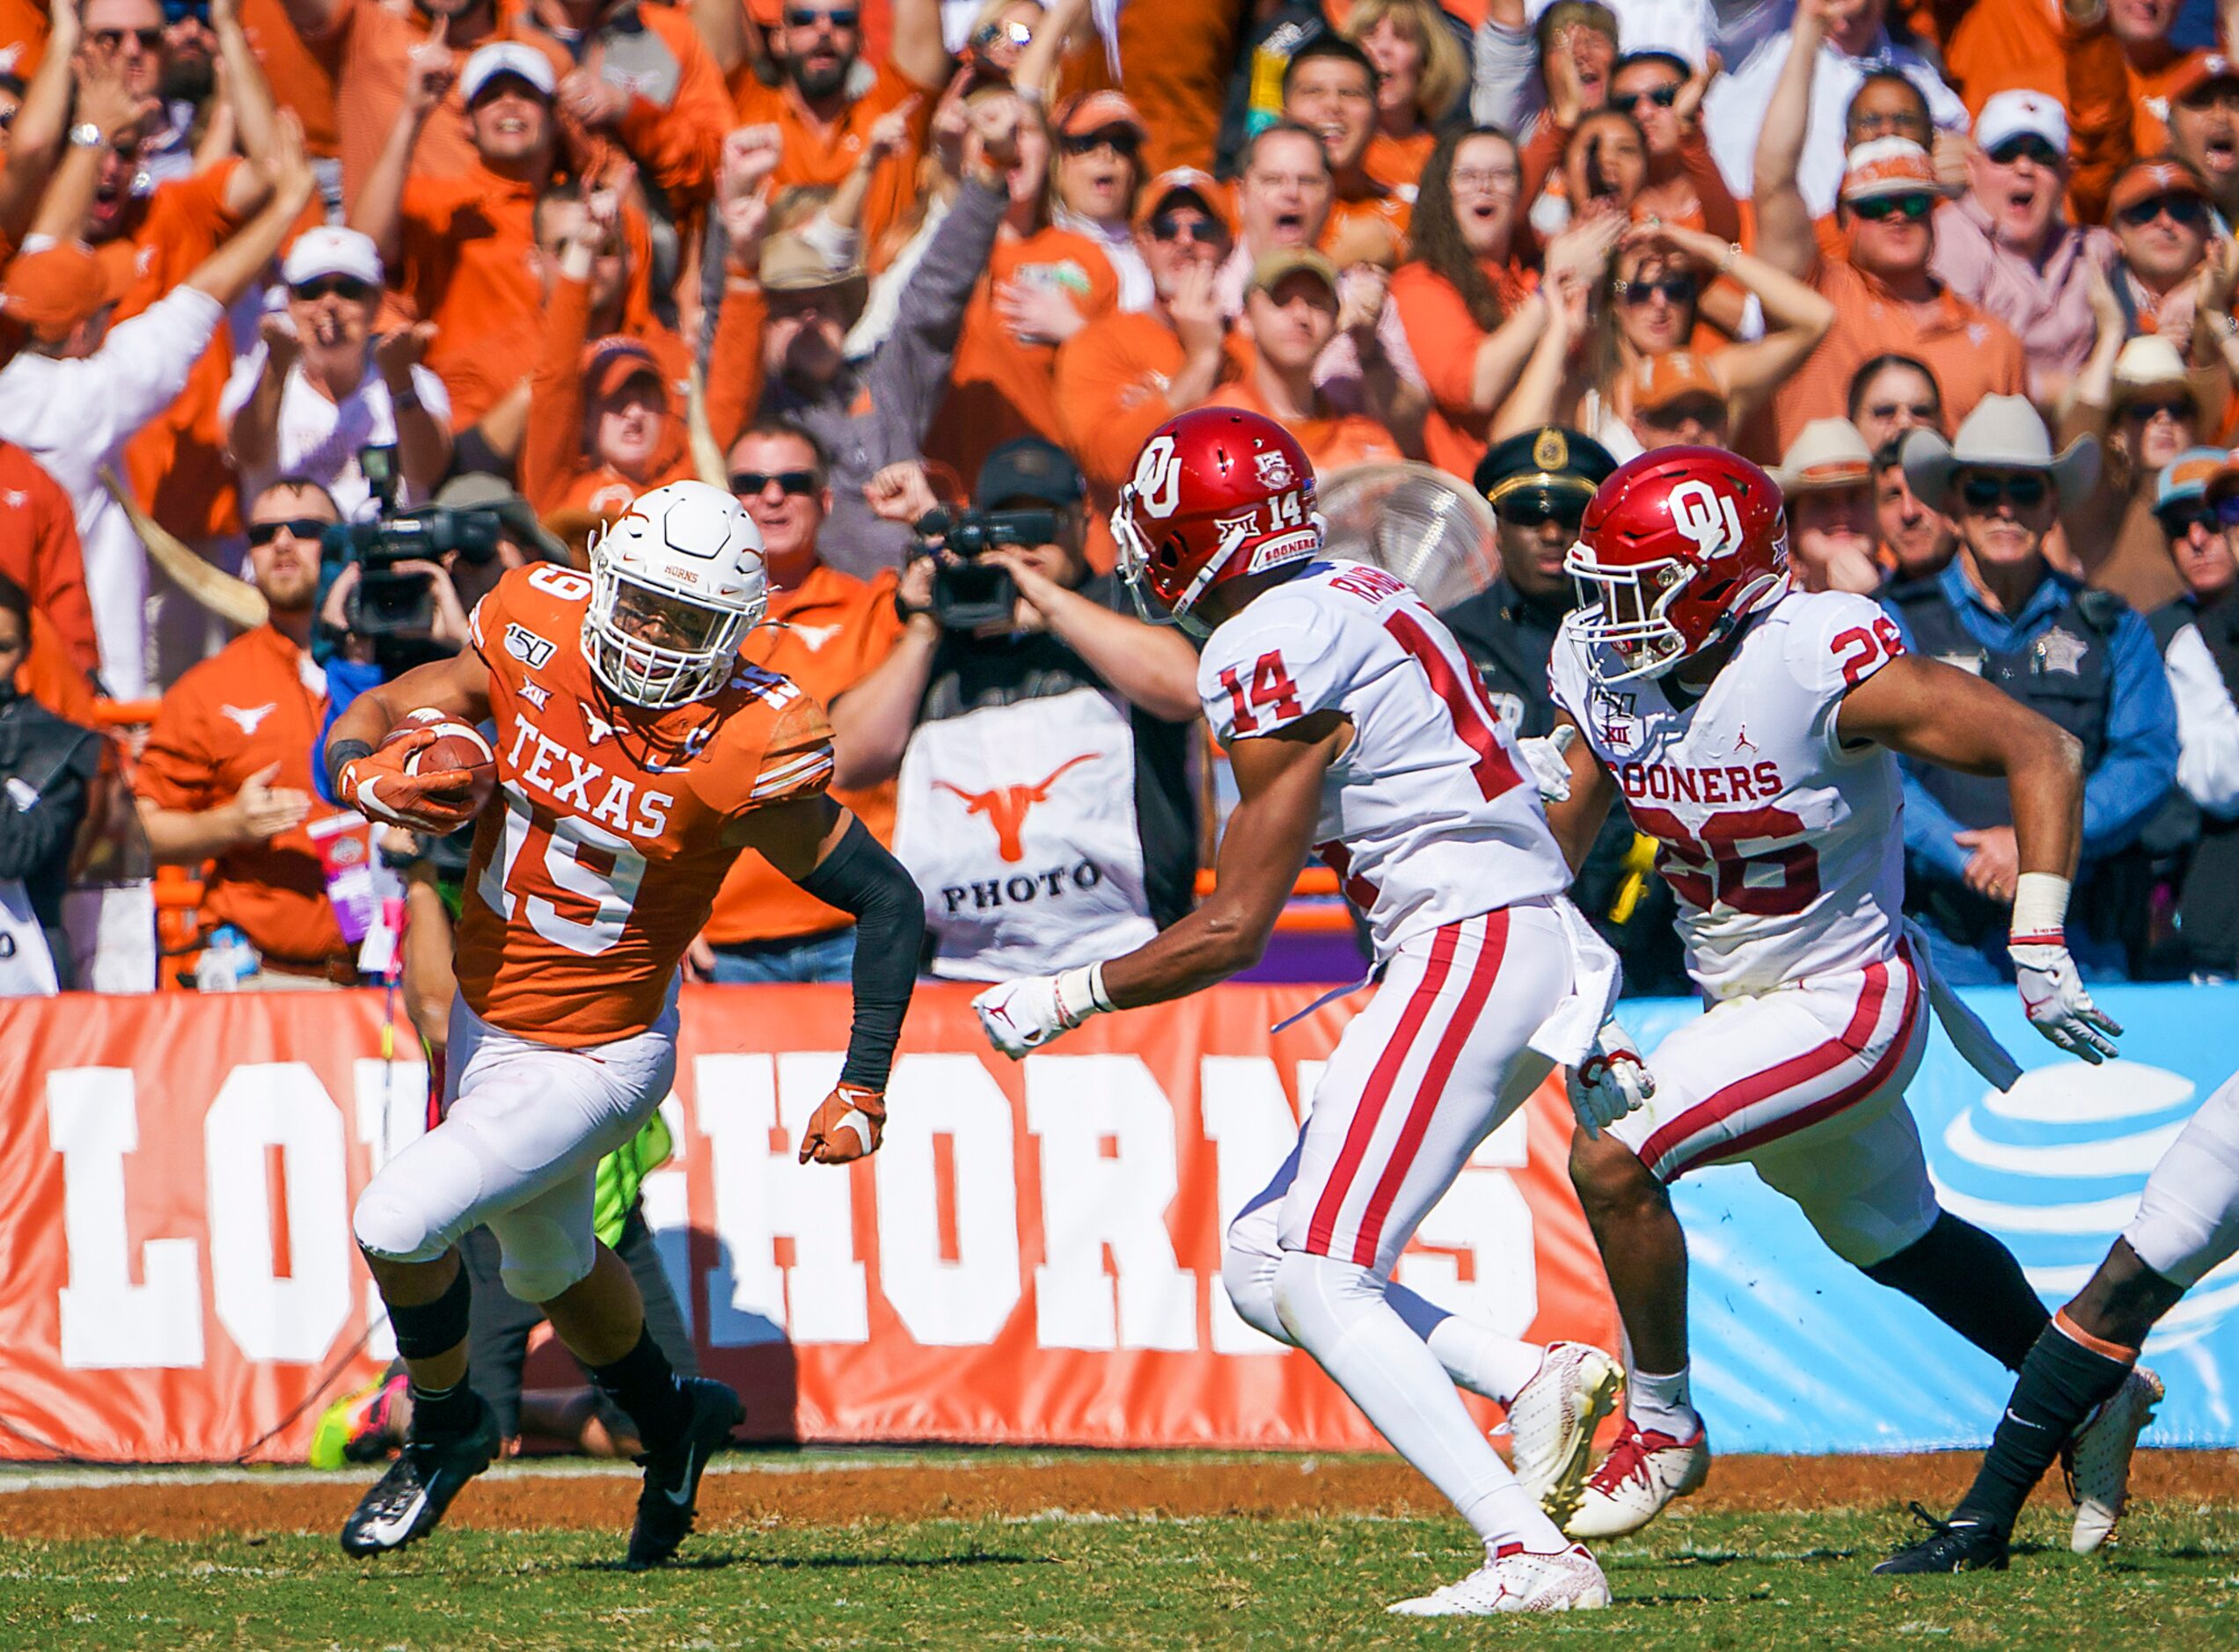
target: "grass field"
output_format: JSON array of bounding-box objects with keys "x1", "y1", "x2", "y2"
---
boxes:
[{"x1": 2, "y1": 1453, "x2": 2235, "y2": 1649}]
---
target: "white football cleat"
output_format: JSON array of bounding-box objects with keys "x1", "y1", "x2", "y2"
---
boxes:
[
  {"x1": 1564, "y1": 1414, "x2": 1710, "y2": 1539},
  {"x1": 1387, "y1": 1541, "x2": 1611, "y2": 1616},
  {"x1": 1507, "y1": 1341, "x2": 1625, "y2": 1527},
  {"x1": 2068, "y1": 1365, "x2": 2163, "y2": 1554}
]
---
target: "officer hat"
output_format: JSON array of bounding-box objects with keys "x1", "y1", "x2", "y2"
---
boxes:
[{"x1": 1474, "y1": 427, "x2": 1618, "y2": 516}]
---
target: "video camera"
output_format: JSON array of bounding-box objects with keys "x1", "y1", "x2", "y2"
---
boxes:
[
  {"x1": 328, "y1": 445, "x2": 503, "y2": 644},
  {"x1": 913, "y1": 505, "x2": 1059, "y2": 631}
]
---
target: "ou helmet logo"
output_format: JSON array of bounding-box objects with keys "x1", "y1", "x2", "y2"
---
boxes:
[
  {"x1": 1669, "y1": 479, "x2": 1742, "y2": 559},
  {"x1": 1132, "y1": 435, "x2": 1184, "y2": 519}
]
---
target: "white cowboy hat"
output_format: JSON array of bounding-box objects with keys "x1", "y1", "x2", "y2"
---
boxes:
[
  {"x1": 1772, "y1": 418, "x2": 1876, "y2": 496},
  {"x1": 1900, "y1": 395, "x2": 2101, "y2": 513}
]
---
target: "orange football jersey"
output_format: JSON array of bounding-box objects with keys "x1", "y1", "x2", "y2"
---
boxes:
[{"x1": 457, "y1": 563, "x2": 836, "y2": 1044}]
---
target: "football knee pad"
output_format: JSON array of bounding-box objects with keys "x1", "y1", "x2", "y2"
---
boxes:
[{"x1": 493, "y1": 1211, "x2": 596, "y2": 1305}]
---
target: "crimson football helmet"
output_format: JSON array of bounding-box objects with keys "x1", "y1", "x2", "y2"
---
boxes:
[
  {"x1": 1565, "y1": 446, "x2": 1789, "y2": 683},
  {"x1": 1114, "y1": 408, "x2": 1321, "y2": 634}
]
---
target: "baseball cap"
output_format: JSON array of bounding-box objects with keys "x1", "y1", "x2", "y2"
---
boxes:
[
  {"x1": 1473, "y1": 425, "x2": 1616, "y2": 509},
  {"x1": 461, "y1": 41, "x2": 556, "y2": 105},
  {"x1": 2108, "y1": 157, "x2": 2210, "y2": 220},
  {"x1": 2169, "y1": 50, "x2": 2239, "y2": 105},
  {"x1": 1771, "y1": 418, "x2": 1876, "y2": 495},
  {"x1": 1973, "y1": 90, "x2": 2069, "y2": 158},
  {"x1": 2, "y1": 241, "x2": 127, "y2": 344},
  {"x1": 2155, "y1": 447, "x2": 2228, "y2": 511},
  {"x1": 582, "y1": 336, "x2": 667, "y2": 402},
  {"x1": 1055, "y1": 90, "x2": 1147, "y2": 143},
  {"x1": 1133, "y1": 165, "x2": 1225, "y2": 229},
  {"x1": 1247, "y1": 246, "x2": 1340, "y2": 298},
  {"x1": 759, "y1": 231, "x2": 867, "y2": 293},
  {"x1": 1629, "y1": 351, "x2": 1725, "y2": 414},
  {"x1": 976, "y1": 436, "x2": 1085, "y2": 509},
  {"x1": 282, "y1": 225, "x2": 384, "y2": 289},
  {"x1": 1840, "y1": 136, "x2": 1939, "y2": 204}
]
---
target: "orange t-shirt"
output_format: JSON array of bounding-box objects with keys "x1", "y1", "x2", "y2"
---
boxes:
[
  {"x1": 1389, "y1": 256, "x2": 1537, "y2": 484},
  {"x1": 1775, "y1": 255, "x2": 2026, "y2": 450},
  {"x1": 1323, "y1": 183, "x2": 1411, "y2": 265},
  {"x1": 322, "y1": 0, "x2": 519, "y2": 208},
  {"x1": 1055, "y1": 310, "x2": 1252, "y2": 491},
  {"x1": 930, "y1": 225, "x2": 1123, "y2": 490},
  {"x1": 703, "y1": 561, "x2": 904, "y2": 945},
  {"x1": 1201, "y1": 368, "x2": 1404, "y2": 473},
  {"x1": 0, "y1": 442, "x2": 97, "y2": 676},
  {"x1": 730, "y1": 57, "x2": 937, "y2": 271},
  {"x1": 135, "y1": 624, "x2": 348, "y2": 967},
  {"x1": 521, "y1": 272, "x2": 695, "y2": 518},
  {"x1": 0, "y1": 0, "x2": 44, "y2": 77},
  {"x1": 458, "y1": 563, "x2": 837, "y2": 1043},
  {"x1": 1364, "y1": 130, "x2": 1436, "y2": 197},
  {"x1": 396, "y1": 162, "x2": 540, "y2": 393}
]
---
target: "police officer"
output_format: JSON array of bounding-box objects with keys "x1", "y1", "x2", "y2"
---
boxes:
[
  {"x1": 1891, "y1": 397, "x2": 2177, "y2": 983},
  {"x1": 1438, "y1": 426, "x2": 1687, "y2": 995}
]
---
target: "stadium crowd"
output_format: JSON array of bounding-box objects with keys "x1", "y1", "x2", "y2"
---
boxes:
[{"x1": 5, "y1": 0, "x2": 2239, "y2": 998}]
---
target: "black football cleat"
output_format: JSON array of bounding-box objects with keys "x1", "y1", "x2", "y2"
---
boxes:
[
  {"x1": 625, "y1": 1377, "x2": 744, "y2": 1569},
  {"x1": 340, "y1": 1393, "x2": 501, "y2": 1557},
  {"x1": 1873, "y1": 1502, "x2": 2012, "y2": 1575}
]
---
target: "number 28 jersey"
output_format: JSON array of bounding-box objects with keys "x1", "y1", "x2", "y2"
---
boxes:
[
  {"x1": 456, "y1": 564, "x2": 837, "y2": 1046},
  {"x1": 1548, "y1": 588, "x2": 1907, "y2": 1000},
  {"x1": 1199, "y1": 559, "x2": 1570, "y2": 960}
]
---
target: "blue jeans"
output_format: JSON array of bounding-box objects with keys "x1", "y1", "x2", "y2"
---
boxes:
[{"x1": 706, "y1": 927, "x2": 857, "y2": 984}]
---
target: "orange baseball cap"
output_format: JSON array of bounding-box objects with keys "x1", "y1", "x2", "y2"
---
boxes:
[
  {"x1": 2, "y1": 242, "x2": 125, "y2": 344},
  {"x1": 2108, "y1": 157, "x2": 2211, "y2": 220},
  {"x1": 582, "y1": 337, "x2": 667, "y2": 403},
  {"x1": 1056, "y1": 90, "x2": 1147, "y2": 143},
  {"x1": 1630, "y1": 351, "x2": 1724, "y2": 413},
  {"x1": 2168, "y1": 50, "x2": 2239, "y2": 106},
  {"x1": 1132, "y1": 165, "x2": 1225, "y2": 229}
]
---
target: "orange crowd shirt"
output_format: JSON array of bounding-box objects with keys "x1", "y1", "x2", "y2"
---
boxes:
[
  {"x1": 241, "y1": 0, "x2": 341, "y2": 158},
  {"x1": 520, "y1": 271, "x2": 694, "y2": 519},
  {"x1": 135, "y1": 623, "x2": 348, "y2": 967},
  {"x1": 322, "y1": 0, "x2": 524, "y2": 208},
  {"x1": 1363, "y1": 129, "x2": 1435, "y2": 196},
  {"x1": 1201, "y1": 367, "x2": 1403, "y2": 473},
  {"x1": 1389, "y1": 256, "x2": 1537, "y2": 484},
  {"x1": 729, "y1": 56, "x2": 939, "y2": 268},
  {"x1": 703, "y1": 561, "x2": 903, "y2": 946},
  {"x1": 0, "y1": 0, "x2": 43, "y2": 77},
  {"x1": 0, "y1": 442, "x2": 98, "y2": 676},
  {"x1": 930, "y1": 225, "x2": 1123, "y2": 491},
  {"x1": 1054, "y1": 311, "x2": 1252, "y2": 492},
  {"x1": 457, "y1": 562, "x2": 837, "y2": 1043}
]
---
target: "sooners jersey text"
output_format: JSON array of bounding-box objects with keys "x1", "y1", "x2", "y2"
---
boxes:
[
  {"x1": 1550, "y1": 589, "x2": 1908, "y2": 999},
  {"x1": 1198, "y1": 559, "x2": 1570, "y2": 958}
]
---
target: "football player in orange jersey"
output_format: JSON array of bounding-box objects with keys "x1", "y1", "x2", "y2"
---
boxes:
[{"x1": 321, "y1": 481, "x2": 924, "y2": 1568}]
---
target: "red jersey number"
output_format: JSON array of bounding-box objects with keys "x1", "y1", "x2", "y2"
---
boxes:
[
  {"x1": 1218, "y1": 651, "x2": 1304, "y2": 736},
  {"x1": 1629, "y1": 803, "x2": 1821, "y2": 917},
  {"x1": 1832, "y1": 618, "x2": 1906, "y2": 686},
  {"x1": 1384, "y1": 610, "x2": 1521, "y2": 802}
]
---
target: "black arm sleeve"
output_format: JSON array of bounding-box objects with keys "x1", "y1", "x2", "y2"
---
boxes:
[{"x1": 797, "y1": 815, "x2": 926, "y2": 1093}]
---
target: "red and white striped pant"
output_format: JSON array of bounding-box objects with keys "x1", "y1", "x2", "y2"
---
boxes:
[
  {"x1": 1271, "y1": 904, "x2": 1569, "y2": 1276},
  {"x1": 1607, "y1": 946, "x2": 1940, "y2": 1267}
]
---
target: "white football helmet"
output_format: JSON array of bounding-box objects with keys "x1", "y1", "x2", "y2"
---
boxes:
[{"x1": 583, "y1": 481, "x2": 768, "y2": 707}]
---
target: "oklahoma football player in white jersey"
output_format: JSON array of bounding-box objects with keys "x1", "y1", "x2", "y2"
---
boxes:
[
  {"x1": 1540, "y1": 448, "x2": 2154, "y2": 1542},
  {"x1": 973, "y1": 408, "x2": 1635, "y2": 1617}
]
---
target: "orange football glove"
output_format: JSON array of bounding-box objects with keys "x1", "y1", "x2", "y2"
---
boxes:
[
  {"x1": 798, "y1": 1083, "x2": 886, "y2": 1165},
  {"x1": 338, "y1": 728, "x2": 479, "y2": 834}
]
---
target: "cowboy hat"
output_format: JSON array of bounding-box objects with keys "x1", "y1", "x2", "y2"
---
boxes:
[
  {"x1": 1772, "y1": 418, "x2": 1875, "y2": 496},
  {"x1": 1900, "y1": 394, "x2": 2100, "y2": 513}
]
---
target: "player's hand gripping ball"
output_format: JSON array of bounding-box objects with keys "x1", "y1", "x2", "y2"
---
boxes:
[
  {"x1": 799, "y1": 1083, "x2": 886, "y2": 1164},
  {"x1": 340, "y1": 710, "x2": 495, "y2": 834}
]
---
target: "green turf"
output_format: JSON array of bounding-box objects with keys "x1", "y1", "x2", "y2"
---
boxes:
[{"x1": 3, "y1": 1502, "x2": 2235, "y2": 1650}]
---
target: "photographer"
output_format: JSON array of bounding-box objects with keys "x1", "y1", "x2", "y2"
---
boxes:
[{"x1": 831, "y1": 438, "x2": 1201, "y2": 981}]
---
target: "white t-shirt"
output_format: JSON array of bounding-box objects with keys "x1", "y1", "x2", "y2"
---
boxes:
[{"x1": 219, "y1": 346, "x2": 451, "y2": 521}]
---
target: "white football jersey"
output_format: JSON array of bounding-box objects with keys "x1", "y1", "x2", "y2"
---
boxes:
[
  {"x1": 1199, "y1": 559, "x2": 1571, "y2": 959},
  {"x1": 1548, "y1": 588, "x2": 1908, "y2": 1000}
]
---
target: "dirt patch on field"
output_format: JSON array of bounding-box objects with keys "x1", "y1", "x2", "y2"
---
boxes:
[{"x1": 0, "y1": 1451, "x2": 2233, "y2": 1544}]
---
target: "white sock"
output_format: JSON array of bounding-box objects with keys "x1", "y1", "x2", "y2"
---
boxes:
[
  {"x1": 1389, "y1": 1283, "x2": 1547, "y2": 1405},
  {"x1": 1627, "y1": 1365, "x2": 1696, "y2": 1436},
  {"x1": 1274, "y1": 1250, "x2": 1567, "y2": 1552}
]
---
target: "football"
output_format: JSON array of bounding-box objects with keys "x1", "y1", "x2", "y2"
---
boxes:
[{"x1": 381, "y1": 708, "x2": 497, "y2": 818}]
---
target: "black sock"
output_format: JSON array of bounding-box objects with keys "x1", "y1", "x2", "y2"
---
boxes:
[
  {"x1": 408, "y1": 1379, "x2": 483, "y2": 1442},
  {"x1": 587, "y1": 1327, "x2": 691, "y2": 1455},
  {"x1": 1952, "y1": 1319, "x2": 2135, "y2": 1536},
  {"x1": 1862, "y1": 1212, "x2": 2051, "y2": 1370}
]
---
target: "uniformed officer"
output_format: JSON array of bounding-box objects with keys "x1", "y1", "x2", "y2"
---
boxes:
[
  {"x1": 1439, "y1": 426, "x2": 1688, "y2": 995},
  {"x1": 1891, "y1": 397, "x2": 2177, "y2": 983}
]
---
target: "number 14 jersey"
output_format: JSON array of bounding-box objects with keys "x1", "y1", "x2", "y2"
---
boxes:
[
  {"x1": 1549, "y1": 588, "x2": 1906, "y2": 1001},
  {"x1": 1198, "y1": 559, "x2": 1570, "y2": 961}
]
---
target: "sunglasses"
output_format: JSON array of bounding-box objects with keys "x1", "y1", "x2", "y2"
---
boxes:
[
  {"x1": 246, "y1": 517, "x2": 332, "y2": 546},
  {"x1": 971, "y1": 18, "x2": 1033, "y2": 52},
  {"x1": 1865, "y1": 400, "x2": 1940, "y2": 425},
  {"x1": 731, "y1": 470, "x2": 820, "y2": 497},
  {"x1": 290, "y1": 275, "x2": 371, "y2": 302},
  {"x1": 1617, "y1": 272, "x2": 1698, "y2": 306},
  {"x1": 1061, "y1": 128, "x2": 1141, "y2": 157},
  {"x1": 2118, "y1": 192, "x2": 2211, "y2": 229},
  {"x1": 1613, "y1": 84, "x2": 1679, "y2": 113},
  {"x1": 1851, "y1": 193, "x2": 1936, "y2": 222},
  {"x1": 1959, "y1": 471, "x2": 2050, "y2": 509},
  {"x1": 2123, "y1": 397, "x2": 2193, "y2": 423},
  {"x1": 784, "y1": 7, "x2": 857, "y2": 27},
  {"x1": 1496, "y1": 496, "x2": 1587, "y2": 530},
  {"x1": 2158, "y1": 504, "x2": 2219, "y2": 537},
  {"x1": 1149, "y1": 211, "x2": 1225, "y2": 245},
  {"x1": 1987, "y1": 135, "x2": 2063, "y2": 167},
  {"x1": 92, "y1": 26, "x2": 165, "y2": 49}
]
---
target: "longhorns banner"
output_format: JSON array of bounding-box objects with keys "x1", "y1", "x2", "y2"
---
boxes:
[{"x1": 0, "y1": 986, "x2": 1619, "y2": 1464}]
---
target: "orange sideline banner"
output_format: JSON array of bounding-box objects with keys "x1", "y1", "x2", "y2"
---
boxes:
[{"x1": 0, "y1": 986, "x2": 1618, "y2": 1463}]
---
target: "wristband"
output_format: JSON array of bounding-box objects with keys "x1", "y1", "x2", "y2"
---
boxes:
[
  {"x1": 326, "y1": 737, "x2": 373, "y2": 800},
  {"x1": 2009, "y1": 871, "x2": 2071, "y2": 945},
  {"x1": 391, "y1": 386, "x2": 422, "y2": 414},
  {"x1": 1054, "y1": 961, "x2": 1115, "y2": 1027}
]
